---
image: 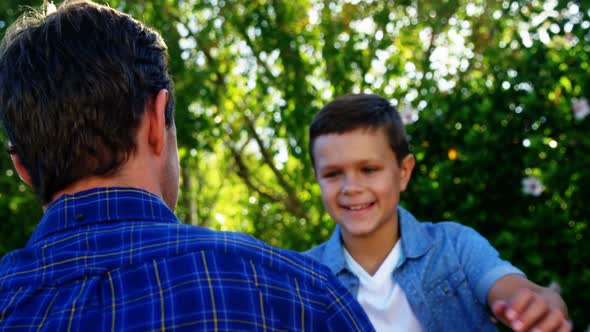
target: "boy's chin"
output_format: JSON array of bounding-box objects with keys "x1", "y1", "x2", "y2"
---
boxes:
[
  {"x1": 339, "y1": 222, "x2": 380, "y2": 239},
  {"x1": 337, "y1": 216, "x2": 398, "y2": 241}
]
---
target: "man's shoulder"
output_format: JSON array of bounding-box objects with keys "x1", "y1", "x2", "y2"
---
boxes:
[
  {"x1": 174, "y1": 224, "x2": 339, "y2": 289},
  {"x1": 0, "y1": 221, "x2": 332, "y2": 290},
  {"x1": 0, "y1": 223, "x2": 375, "y2": 331}
]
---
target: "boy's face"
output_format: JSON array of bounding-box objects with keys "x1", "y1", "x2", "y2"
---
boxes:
[{"x1": 313, "y1": 127, "x2": 414, "y2": 241}]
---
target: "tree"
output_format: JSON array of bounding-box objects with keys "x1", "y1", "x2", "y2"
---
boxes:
[{"x1": 1, "y1": 0, "x2": 589, "y2": 327}]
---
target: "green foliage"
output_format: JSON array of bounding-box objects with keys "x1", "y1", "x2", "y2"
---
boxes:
[
  {"x1": 1, "y1": 0, "x2": 589, "y2": 328},
  {"x1": 0, "y1": 147, "x2": 42, "y2": 254},
  {"x1": 0, "y1": 0, "x2": 45, "y2": 258}
]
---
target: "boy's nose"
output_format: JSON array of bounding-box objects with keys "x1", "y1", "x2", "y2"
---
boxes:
[{"x1": 341, "y1": 176, "x2": 363, "y2": 195}]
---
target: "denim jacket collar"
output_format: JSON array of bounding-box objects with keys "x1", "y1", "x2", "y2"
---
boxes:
[
  {"x1": 319, "y1": 223, "x2": 349, "y2": 276},
  {"x1": 319, "y1": 206, "x2": 433, "y2": 276},
  {"x1": 398, "y1": 206, "x2": 433, "y2": 260}
]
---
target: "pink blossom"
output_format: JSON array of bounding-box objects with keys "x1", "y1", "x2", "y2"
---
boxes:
[
  {"x1": 400, "y1": 104, "x2": 419, "y2": 125},
  {"x1": 572, "y1": 98, "x2": 590, "y2": 120},
  {"x1": 522, "y1": 176, "x2": 545, "y2": 196}
]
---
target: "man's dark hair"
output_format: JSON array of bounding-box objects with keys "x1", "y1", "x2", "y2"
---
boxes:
[
  {"x1": 309, "y1": 93, "x2": 410, "y2": 167},
  {"x1": 0, "y1": 0, "x2": 175, "y2": 204}
]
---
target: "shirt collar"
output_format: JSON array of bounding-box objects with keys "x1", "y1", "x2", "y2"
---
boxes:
[
  {"x1": 27, "y1": 187, "x2": 179, "y2": 247},
  {"x1": 319, "y1": 206, "x2": 433, "y2": 275},
  {"x1": 319, "y1": 223, "x2": 349, "y2": 276},
  {"x1": 397, "y1": 206, "x2": 433, "y2": 260}
]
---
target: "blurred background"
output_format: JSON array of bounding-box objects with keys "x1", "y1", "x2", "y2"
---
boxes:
[{"x1": 1, "y1": 0, "x2": 589, "y2": 328}]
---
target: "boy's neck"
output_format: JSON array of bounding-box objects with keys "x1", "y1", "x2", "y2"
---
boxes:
[{"x1": 342, "y1": 219, "x2": 400, "y2": 276}]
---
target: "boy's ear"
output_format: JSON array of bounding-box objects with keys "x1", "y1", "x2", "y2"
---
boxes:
[
  {"x1": 399, "y1": 154, "x2": 415, "y2": 192},
  {"x1": 147, "y1": 89, "x2": 169, "y2": 156},
  {"x1": 10, "y1": 153, "x2": 32, "y2": 187}
]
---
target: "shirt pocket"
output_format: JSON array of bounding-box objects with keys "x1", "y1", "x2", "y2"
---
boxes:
[
  {"x1": 424, "y1": 267, "x2": 468, "y2": 304},
  {"x1": 423, "y1": 266, "x2": 494, "y2": 329}
]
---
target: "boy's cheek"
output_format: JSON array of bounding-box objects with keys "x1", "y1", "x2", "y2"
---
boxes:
[
  {"x1": 319, "y1": 193, "x2": 338, "y2": 214},
  {"x1": 317, "y1": 182, "x2": 333, "y2": 197},
  {"x1": 320, "y1": 194, "x2": 333, "y2": 210}
]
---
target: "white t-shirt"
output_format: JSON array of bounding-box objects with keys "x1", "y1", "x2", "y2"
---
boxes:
[{"x1": 343, "y1": 241, "x2": 423, "y2": 332}]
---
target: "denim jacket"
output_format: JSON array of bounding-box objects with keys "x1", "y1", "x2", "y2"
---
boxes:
[{"x1": 305, "y1": 207, "x2": 524, "y2": 331}]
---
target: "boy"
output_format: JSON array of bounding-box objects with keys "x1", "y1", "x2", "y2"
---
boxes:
[{"x1": 305, "y1": 94, "x2": 570, "y2": 331}]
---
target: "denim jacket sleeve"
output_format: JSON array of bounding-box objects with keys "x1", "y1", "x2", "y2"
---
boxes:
[
  {"x1": 450, "y1": 223, "x2": 526, "y2": 306},
  {"x1": 394, "y1": 214, "x2": 524, "y2": 331}
]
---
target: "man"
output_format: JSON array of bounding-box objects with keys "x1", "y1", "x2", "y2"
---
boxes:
[{"x1": 0, "y1": 1, "x2": 374, "y2": 331}]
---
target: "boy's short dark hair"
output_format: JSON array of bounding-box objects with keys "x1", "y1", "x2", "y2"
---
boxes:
[
  {"x1": 0, "y1": 0, "x2": 175, "y2": 203},
  {"x1": 309, "y1": 93, "x2": 410, "y2": 167}
]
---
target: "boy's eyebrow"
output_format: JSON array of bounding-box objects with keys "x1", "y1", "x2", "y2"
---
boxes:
[
  {"x1": 316, "y1": 163, "x2": 344, "y2": 174},
  {"x1": 318, "y1": 159, "x2": 381, "y2": 170},
  {"x1": 316, "y1": 164, "x2": 338, "y2": 171}
]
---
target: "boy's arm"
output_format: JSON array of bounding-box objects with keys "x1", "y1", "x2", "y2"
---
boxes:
[{"x1": 488, "y1": 274, "x2": 571, "y2": 332}]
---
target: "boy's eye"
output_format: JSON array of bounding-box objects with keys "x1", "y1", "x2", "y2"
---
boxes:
[
  {"x1": 362, "y1": 167, "x2": 378, "y2": 173},
  {"x1": 323, "y1": 171, "x2": 340, "y2": 178}
]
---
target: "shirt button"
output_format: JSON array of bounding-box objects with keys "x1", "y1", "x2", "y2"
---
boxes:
[{"x1": 75, "y1": 214, "x2": 85, "y2": 221}]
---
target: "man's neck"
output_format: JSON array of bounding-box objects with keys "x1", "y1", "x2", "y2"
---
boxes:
[
  {"x1": 342, "y1": 219, "x2": 400, "y2": 276},
  {"x1": 45, "y1": 166, "x2": 161, "y2": 211}
]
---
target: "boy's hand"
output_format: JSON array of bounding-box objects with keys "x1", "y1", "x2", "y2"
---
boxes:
[{"x1": 491, "y1": 288, "x2": 571, "y2": 332}]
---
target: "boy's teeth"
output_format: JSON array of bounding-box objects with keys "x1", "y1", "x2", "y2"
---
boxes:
[{"x1": 348, "y1": 204, "x2": 370, "y2": 210}]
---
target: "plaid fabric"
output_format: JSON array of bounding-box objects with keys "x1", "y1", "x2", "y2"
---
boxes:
[{"x1": 0, "y1": 187, "x2": 373, "y2": 331}]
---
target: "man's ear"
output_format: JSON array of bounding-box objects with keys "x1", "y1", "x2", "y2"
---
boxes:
[
  {"x1": 10, "y1": 153, "x2": 32, "y2": 186},
  {"x1": 399, "y1": 154, "x2": 415, "y2": 192},
  {"x1": 147, "y1": 89, "x2": 169, "y2": 156}
]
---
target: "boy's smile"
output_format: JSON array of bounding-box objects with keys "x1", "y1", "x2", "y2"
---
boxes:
[
  {"x1": 340, "y1": 201, "x2": 376, "y2": 219},
  {"x1": 313, "y1": 127, "x2": 415, "y2": 241},
  {"x1": 341, "y1": 202, "x2": 374, "y2": 211}
]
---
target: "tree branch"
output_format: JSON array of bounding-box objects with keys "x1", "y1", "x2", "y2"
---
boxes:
[{"x1": 226, "y1": 142, "x2": 284, "y2": 204}]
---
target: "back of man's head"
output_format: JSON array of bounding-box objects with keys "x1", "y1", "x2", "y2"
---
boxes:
[{"x1": 0, "y1": 0, "x2": 175, "y2": 204}]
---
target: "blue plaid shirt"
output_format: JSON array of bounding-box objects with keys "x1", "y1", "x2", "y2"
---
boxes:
[{"x1": 0, "y1": 187, "x2": 374, "y2": 331}]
